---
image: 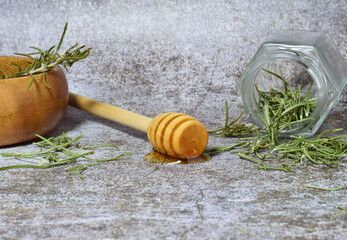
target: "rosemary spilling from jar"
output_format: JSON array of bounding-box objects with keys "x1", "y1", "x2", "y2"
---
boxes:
[{"x1": 207, "y1": 69, "x2": 346, "y2": 171}]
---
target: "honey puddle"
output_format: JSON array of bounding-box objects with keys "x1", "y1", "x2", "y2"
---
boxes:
[{"x1": 144, "y1": 150, "x2": 211, "y2": 164}]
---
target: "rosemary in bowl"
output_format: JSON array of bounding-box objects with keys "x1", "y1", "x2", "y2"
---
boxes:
[
  {"x1": 0, "y1": 22, "x2": 91, "y2": 89},
  {"x1": 0, "y1": 22, "x2": 92, "y2": 146}
]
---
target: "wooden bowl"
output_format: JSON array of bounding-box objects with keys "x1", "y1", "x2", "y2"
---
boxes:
[{"x1": 0, "y1": 56, "x2": 69, "y2": 146}]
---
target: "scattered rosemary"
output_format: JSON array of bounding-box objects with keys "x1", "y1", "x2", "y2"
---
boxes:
[
  {"x1": 305, "y1": 185, "x2": 347, "y2": 191},
  {"x1": 232, "y1": 225, "x2": 249, "y2": 234},
  {"x1": 206, "y1": 70, "x2": 346, "y2": 172},
  {"x1": 0, "y1": 132, "x2": 132, "y2": 179},
  {"x1": 0, "y1": 22, "x2": 91, "y2": 89},
  {"x1": 304, "y1": 185, "x2": 347, "y2": 210},
  {"x1": 208, "y1": 101, "x2": 258, "y2": 137}
]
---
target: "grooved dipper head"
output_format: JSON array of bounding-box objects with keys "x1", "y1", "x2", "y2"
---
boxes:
[{"x1": 147, "y1": 112, "x2": 209, "y2": 159}]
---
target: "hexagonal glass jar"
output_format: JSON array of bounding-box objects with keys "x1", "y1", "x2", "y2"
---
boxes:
[{"x1": 238, "y1": 31, "x2": 347, "y2": 137}]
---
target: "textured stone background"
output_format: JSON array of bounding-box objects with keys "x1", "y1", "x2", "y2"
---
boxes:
[{"x1": 0, "y1": 0, "x2": 346, "y2": 239}]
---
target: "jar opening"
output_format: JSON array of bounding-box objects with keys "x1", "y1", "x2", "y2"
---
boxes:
[{"x1": 241, "y1": 50, "x2": 327, "y2": 136}]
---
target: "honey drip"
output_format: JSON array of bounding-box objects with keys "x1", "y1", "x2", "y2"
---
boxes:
[{"x1": 144, "y1": 149, "x2": 211, "y2": 164}]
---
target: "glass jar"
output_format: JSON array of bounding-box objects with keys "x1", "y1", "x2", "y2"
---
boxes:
[{"x1": 238, "y1": 30, "x2": 347, "y2": 137}]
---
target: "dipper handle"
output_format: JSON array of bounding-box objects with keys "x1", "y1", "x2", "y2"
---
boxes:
[
  {"x1": 68, "y1": 93, "x2": 208, "y2": 159},
  {"x1": 69, "y1": 92, "x2": 151, "y2": 132}
]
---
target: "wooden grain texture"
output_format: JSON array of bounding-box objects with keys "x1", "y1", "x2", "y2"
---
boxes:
[
  {"x1": 69, "y1": 92, "x2": 152, "y2": 133},
  {"x1": 0, "y1": 56, "x2": 69, "y2": 146}
]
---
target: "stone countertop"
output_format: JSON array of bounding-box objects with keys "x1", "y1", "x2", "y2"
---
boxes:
[{"x1": 0, "y1": 1, "x2": 346, "y2": 239}]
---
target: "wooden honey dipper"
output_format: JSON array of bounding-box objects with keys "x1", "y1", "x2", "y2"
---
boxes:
[{"x1": 68, "y1": 93, "x2": 209, "y2": 159}]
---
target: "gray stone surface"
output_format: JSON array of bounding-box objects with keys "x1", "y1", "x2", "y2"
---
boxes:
[{"x1": 0, "y1": 0, "x2": 346, "y2": 239}]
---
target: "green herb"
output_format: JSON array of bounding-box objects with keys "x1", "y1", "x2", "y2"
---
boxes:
[
  {"x1": 206, "y1": 112, "x2": 346, "y2": 171},
  {"x1": 205, "y1": 70, "x2": 346, "y2": 172},
  {"x1": 204, "y1": 142, "x2": 251, "y2": 156},
  {"x1": 304, "y1": 185, "x2": 347, "y2": 211},
  {"x1": 232, "y1": 225, "x2": 249, "y2": 234},
  {"x1": 305, "y1": 185, "x2": 347, "y2": 191},
  {"x1": 256, "y1": 68, "x2": 317, "y2": 145},
  {"x1": 273, "y1": 129, "x2": 347, "y2": 166},
  {"x1": 208, "y1": 101, "x2": 258, "y2": 137},
  {"x1": 0, "y1": 22, "x2": 92, "y2": 89},
  {"x1": 0, "y1": 132, "x2": 132, "y2": 179}
]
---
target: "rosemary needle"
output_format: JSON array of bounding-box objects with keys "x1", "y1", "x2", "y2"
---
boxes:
[
  {"x1": 232, "y1": 225, "x2": 249, "y2": 234},
  {"x1": 305, "y1": 185, "x2": 347, "y2": 191},
  {"x1": 305, "y1": 185, "x2": 347, "y2": 211},
  {"x1": 0, "y1": 132, "x2": 132, "y2": 179}
]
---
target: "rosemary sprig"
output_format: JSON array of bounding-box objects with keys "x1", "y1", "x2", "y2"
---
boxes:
[
  {"x1": 0, "y1": 132, "x2": 132, "y2": 179},
  {"x1": 204, "y1": 142, "x2": 251, "y2": 156},
  {"x1": 256, "y1": 68, "x2": 317, "y2": 141},
  {"x1": 208, "y1": 101, "x2": 258, "y2": 137},
  {"x1": 272, "y1": 130, "x2": 347, "y2": 166},
  {"x1": 0, "y1": 22, "x2": 92, "y2": 89}
]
